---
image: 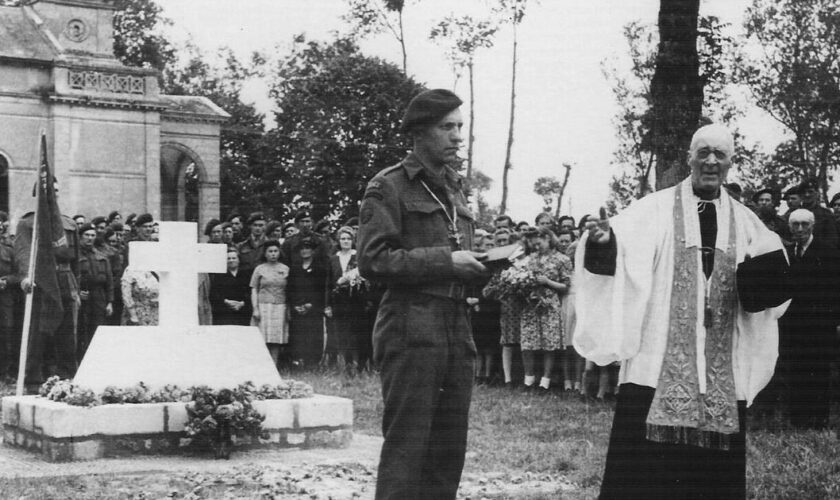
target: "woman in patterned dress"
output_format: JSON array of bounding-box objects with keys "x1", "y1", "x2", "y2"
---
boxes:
[
  {"x1": 121, "y1": 267, "x2": 159, "y2": 326},
  {"x1": 250, "y1": 240, "x2": 290, "y2": 367},
  {"x1": 519, "y1": 227, "x2": 572, "y2": 391}
]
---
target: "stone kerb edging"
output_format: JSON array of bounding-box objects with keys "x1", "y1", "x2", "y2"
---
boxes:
[{"x1": 1, "y1": 395, "x2": 353, "y2": 462}]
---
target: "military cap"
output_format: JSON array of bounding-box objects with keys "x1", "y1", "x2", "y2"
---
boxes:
[
  {"x1": 400, "y1": 89, "x2": 463, "y2": 133},
  {"x1": 135, "y1": 213, "x2": 154, "y2": 226},
  {"x1": 245, "y1": 211, "x2": 265, "y2": 226},
  {"x1": 751, "y1": 187, "x2": 778, "y2": 204},
  {"x1": 797, "y1": 178, "x2": 819, "y2": 191},
  {"x1": 784, "y1": 184, "x2": 804, "y2": 197},
  {"x1": 78, "y1": 223, "x2": 96, "y2": 235},
  {"x1": 91, "y1": 216, "x2": 107, "y2": 226},
  {"x1": 294, "y1": 210, "x2": 311, "y2": 223},
  {"x1": 204, "y1": 218, "x2": 221, "y2": 236},
  {"x1": 830, "y1": 192, "x2": 840, "y2": 207}
]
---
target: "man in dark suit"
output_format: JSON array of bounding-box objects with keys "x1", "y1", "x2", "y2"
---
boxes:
[{"x1": 780, "y1": 208, "x2": 840, "y2": 428}]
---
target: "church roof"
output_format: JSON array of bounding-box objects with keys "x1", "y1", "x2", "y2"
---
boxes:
[
  {"x1": 160, "y1": 95, "x2": 231, "y2": 123},
  {"x1": 0, "y1": 6, "x2": 56, "y2": 62}
]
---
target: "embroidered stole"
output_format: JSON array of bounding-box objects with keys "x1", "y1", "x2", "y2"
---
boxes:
[{"x1": 645, "y1": 186, "x2": 740, "y2": 450}]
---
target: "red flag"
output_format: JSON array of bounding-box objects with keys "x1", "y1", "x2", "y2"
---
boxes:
[{"x1": 30, "y1": 133, "x2": 67, "y2": 334}]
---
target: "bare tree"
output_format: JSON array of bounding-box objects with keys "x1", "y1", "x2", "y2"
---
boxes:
[
  {"x1": 430, "y1": 15, "x2": 498, "y2": 182},
  {"x1": 343, "y1": 0, "x2": 410, "y2": 74},
  {"x1": 495, "y1": 0, "x2": 528, "y2": 214}
]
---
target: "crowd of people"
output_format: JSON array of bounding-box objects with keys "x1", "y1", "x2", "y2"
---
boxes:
[
  {"x1": 1, "y1": 179, "x2": 836, "y2": 421},
  {"x1": 0, "y1": 207, "x2": 386, "y2": 386}
]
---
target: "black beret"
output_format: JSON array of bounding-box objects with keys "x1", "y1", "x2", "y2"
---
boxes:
[
  {"x1": 798, "y1": 179, "x2": 819, "y2": 191},
  {"x1": 314, "y1": 219, "x2": 331, "y2": 232},
  {"x1": 400, "y1": 89, "x2": 463, "y2": 133},
  {"x1": 135, "y1": 213, "x2": 153, "y2": 226},
  {"x1": 79, "y1": 223, "x2": 96, "y2": 234},
  {"x1": 784, "y1": 185, "x2": 804, "y2": 197},
  {"x1": 125, "y1": 213, "x2": 137, "y2": 225},
  {"x1": 91, "y1": 216, "x2": 107, "y2": 226},
  {"x1": 294, "y1": 210, "x2": 311, "y2": 223},
  {"x1": 246, "y1": 211, "x2": 265, "y2": 226},
  {"x1": 752, "y1": 187, "x2": 778, "y2": 203},
  {"x1": 204, "y1": 218, "x2": 221, "y2": 236}
]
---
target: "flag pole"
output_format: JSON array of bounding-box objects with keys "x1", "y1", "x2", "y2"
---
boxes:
[{"x1": 16, "y1": 130, "x2": 45, "y2": 396}]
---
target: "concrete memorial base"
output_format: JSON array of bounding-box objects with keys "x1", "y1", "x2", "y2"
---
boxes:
[{"x1": 1, "y1": 394, "x2": 353, "y2": 462}]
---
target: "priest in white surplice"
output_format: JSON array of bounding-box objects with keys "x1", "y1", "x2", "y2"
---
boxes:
[{"x1": 574, "y1": 124, "x2": 790, "y2": 500}]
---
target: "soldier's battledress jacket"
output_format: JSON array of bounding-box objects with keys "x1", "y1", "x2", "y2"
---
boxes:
[{"x1": 358, "y1": 152, "x2": 476, "y2": 297}]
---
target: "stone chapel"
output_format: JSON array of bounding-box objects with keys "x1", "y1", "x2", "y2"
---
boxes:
[{"x1": 0, "y1": 0, "x2": 227, "y2": 231}]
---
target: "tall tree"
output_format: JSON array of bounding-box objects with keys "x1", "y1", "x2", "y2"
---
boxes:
[
  {"x1": 734, "y1": 0, "x2": 840, "y2": 201},
  {"x1": 647, "y1": 0, "x2": 703, "y2": 190},
  {"x1": 266, "y1": 36, "x2": 425, "y2": 221},
  {"x1": 429, "y1": 15, "x2": 498, "y2": 183},
  {"x1": 112, "y1": 0, "x2": 176, "y2": 72},
  {"x1": 495, "y1": 0, "x2": 528, "y2": 214},
  {"x1": 343, "y1": 0, "x2": 410, "y2": 74},
  {"x1": 603, "y1": 16, "x2": 754, "y2": 209}
]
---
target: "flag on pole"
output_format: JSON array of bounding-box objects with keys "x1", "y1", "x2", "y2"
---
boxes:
[{"x1": 30, "y1": 132, "x2": 67, "y2": 335}]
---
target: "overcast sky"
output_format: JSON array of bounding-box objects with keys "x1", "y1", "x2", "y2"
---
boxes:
[{"x1": 156, "y1": 0, "x2": 779, "y2": 222}]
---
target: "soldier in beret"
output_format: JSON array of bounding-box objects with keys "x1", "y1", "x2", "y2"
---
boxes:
[
  {"x1": 752, "y1": 187, "x2": 789, "y2": 243},
  {"x1": 358, "y1": 89, "x2": 488, "y2": 500},
  {"x1": 796, "y1": 179, "x2": 839, "y2": 248},
  {"x1": 281, "y1": 210, "x2": 329, "y2": 269}
]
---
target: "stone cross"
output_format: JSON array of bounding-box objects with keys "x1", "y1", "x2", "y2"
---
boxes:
[{"x1": 128, "y1": 222, "x2": 227, "y2": 329}]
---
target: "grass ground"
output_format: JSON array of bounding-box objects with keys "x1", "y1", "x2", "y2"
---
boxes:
[{"x1": 2, "y1": 371, "x2": 840, "y2": 499}]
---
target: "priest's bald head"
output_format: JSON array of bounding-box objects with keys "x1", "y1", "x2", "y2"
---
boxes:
[{"x1": 687, "y1": 124, "x2": 734, "y2": 199}]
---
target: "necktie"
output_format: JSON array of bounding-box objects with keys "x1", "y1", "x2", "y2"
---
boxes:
[{"x1": 796, "y1": 244, "x2": 803, "y2": 259}]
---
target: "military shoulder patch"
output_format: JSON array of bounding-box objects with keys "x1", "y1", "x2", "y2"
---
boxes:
[
  {"x1": 363, "y1": 179, "x2": 384, "y2": 201},
  {"x1": 360, "y1": 204, "x2": 375, "y2": 225}
]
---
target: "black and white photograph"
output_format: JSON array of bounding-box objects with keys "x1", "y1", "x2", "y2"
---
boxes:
[{"x1": 0, "y1": 0, "x2": 839, "y2": 498}]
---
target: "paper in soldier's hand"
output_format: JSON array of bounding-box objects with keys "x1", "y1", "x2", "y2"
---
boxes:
[{"x1": 482, "y1": 243, "x2": 523, "y2": 271}]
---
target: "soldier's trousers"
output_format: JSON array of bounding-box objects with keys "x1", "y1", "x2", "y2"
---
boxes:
[{"x1": 373, "y1": 290, "x2": 476, "y2": 500}]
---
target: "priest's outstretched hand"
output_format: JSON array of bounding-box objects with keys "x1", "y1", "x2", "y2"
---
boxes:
[{"x1": 586, "y1": 207, "x2": 611, "y2": 244}]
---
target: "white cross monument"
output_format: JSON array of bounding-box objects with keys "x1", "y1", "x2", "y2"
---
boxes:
[{"x1": 74, "y1": 222, "x2": 284, "y2": 392}]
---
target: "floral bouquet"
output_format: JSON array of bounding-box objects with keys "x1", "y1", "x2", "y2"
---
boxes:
[
  {"x1": 335, "y1": 267, "x2": 369, "y2": 295},
  {"x1": 185, "y1": 385, "x2": 267, "y2": 459},
  {"x1": 485, "y1": 265, "x2": 554, "y2": 313}
]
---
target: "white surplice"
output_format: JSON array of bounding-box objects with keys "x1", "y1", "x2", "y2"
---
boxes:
[{"x1": 573, "y1": 179, "x2": 790, "y2": 405}]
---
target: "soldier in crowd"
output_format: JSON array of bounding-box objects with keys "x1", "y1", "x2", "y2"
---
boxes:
[
  {"x1": 236, "y1": 211, "x2": 267, "y2": 273},
  {"x1": 752, "y1": 187, "x2": 789, "y2": 243},
  {"x1": 358, "y1": 89, "x2": 488, "y2": 499},
  {"x1": 15, "y1": 183, "x2": 80, "y2": 384},
  {"x1": 0, "y1": 211, "x2": 20, "y2": 376},
  {"x1": 76, "y1": 223, "x2": 113, "y2": 361}
]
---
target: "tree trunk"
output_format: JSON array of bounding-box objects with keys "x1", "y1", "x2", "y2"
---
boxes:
[
  {"x1": 649, "y1": 0, "x2": 703, "y2": 191},
  {"x1": 500, "y1": 20, "x2": 518, "y2": 215},
  {"x1": 555, "y1": 163, "x2": 572, "y2": 218},
  {"x1": 466, "y1": 60, "x2": 475, "y2": 184},
  {"x1": 398, "y1": 9, "x2": 407, "y2": 75}
]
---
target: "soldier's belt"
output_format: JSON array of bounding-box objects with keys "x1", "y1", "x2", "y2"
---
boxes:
[{"x1": 410, "y1": 282, "x2": 467, "y2": 301}]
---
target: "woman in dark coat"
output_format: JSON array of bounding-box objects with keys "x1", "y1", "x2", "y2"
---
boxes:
[
  {"x1": 287, "y1": 237, "x2": 328, "y2": 367},
  {"x1": 325, "y1": 227, "x2": 367, "y2": 371},
  {"x1": 210, "y1": 247, "x2": 253, "y2": 326}
]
